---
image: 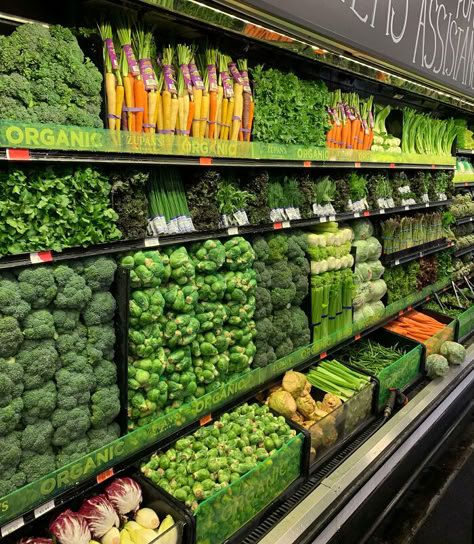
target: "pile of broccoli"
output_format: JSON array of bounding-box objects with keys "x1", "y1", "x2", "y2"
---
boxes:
[
  {"x1": 0, "y1": 23, "x2": 103, "y2": 127},
  {"x1": 252, "y1": 231, "x2": 311, "y2": 367},
  {"x1": 0, "y1": 256, "x2": 121, "y2": 497},
  {"x1": 122, "y1": 237, "x2": 257, "y2": 431}
]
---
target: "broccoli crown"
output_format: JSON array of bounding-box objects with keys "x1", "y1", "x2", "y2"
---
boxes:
[
  {"x1": 292, "y1": 274, "x2": 309, "y2": 307},
  {"x1": 55, "y1": 437, "x2": 90, "y2": 469},
  {"x1": 19, "y1": 449, "x2": 56, "y2": 484},
  {"x1": 53, "y1": 265, "x2": 92, "y2": 310},
  {"x1": 253, "y1": 261, "x2": 272, "y2": 289},
  {"x1": 0, "y1": 471, "x2": 26, "y2": 497},
  {"x1": 56, "y1": 327, "x2": 88, "y2": 356},
  {"x1": 0, "y1": 316, "x2": 23, "y2": 357},
  {"x1": 93, "y1": 359, "x2": 118, "y2": 387},
  {"x1": 289, "y1": 306, "x2": 310, "y2": 349},
  {"x1": 267, "y1": 234, "x2": 288, "y2": 263},
  {"x1": 87, "y1": 324, "x2": 116, "y2": 362},
  {"x1": 52, "y1": 309, "x2": 80, "y2": 333},
  {"x1": 0, "y1": 431, "x2": 22, "y2": 475},
  {"x1": 269, "y1": 309, "x2": 292, "y2": 348},
  {"x1": 21, "y1": 420, "x2": 54, "y2": 454},
  {"x1": 51, "y1": 406, "x2": 91, "y2": 446},
  {"x1": 22, "y1": 380, "x2": 57, "y2": 425},
  {"x1": 87, "y1": 423, "x2": 121, "y2": 452},
  {"x1": 287, "y1": 231, "x2": 308, "y2": 257},
  {"x1": 252, "y1": 237, "x2": 270, "y2": 263},
  {"x1": 255, "y1": 317, "x2": 274, "y2": 343},
  {"x1": 254, "y1": 287, "x2": 272, "y2": 320},
  {"x1": 0, "y1": 279, "x2": 31, "y2": 320},
  {"x1": 56, "y1": 365, "x2": 95, "y2": 396},
  {"x1": 60, "y1": 351, "x2": 89, "y2": 372},
  {"x1": 270, "y1": 284, "x2": 297, "y2": 310},
  {"x1": 17, "y1": 339, "x2": 59, "y2": 390},
  {"x1": 0, "y1": 357, "x2": 23, "y2": 405},
  {"x1": 17, "y1": 266, "x2": 57, "y2": 309},
  {"x1": 81, "y1": 256, "x2": 117, "y2": 292},
  {"x1": 82, "y1": 291, "x2": 116, "y2": 326},
  {"x1": 22, "y1": 309, "x2": 56, "y2": 340},
  {"x1": 275, "y1": 337, "x2": 294, "y2": 360},
  {"x1": 0, "y1": 23, "x2": 103, "y2": 128},
  {"x1": 269, "y1": 261, "x2": 293, "y2": 289},
  {"x1": 90, "y1": 385, "x2": 121, "y2": 429},
  {"x1": 252, "y1": 346, "x2": 277, "y2": 368},
  {"x1": 0, "y1": 397, "x2": 23, "y2": 436}
]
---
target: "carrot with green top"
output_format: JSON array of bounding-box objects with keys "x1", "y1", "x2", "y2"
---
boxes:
[{"x1": 98, "y1": 20, "x2": 117, "y2": 130}]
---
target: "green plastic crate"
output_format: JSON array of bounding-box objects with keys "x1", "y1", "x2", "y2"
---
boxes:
[{"x1": 458, "y1": 306, "x2": 474, "y2": 339}]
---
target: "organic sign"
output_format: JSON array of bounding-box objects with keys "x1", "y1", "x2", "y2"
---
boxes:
[{"x1": 229, "y1": 0, "x2": 474, "y2": 98}]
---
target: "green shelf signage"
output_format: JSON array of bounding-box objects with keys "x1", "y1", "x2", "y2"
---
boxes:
[{"x1": 0, "y1": 121, "x2": 455, "y2": 165}]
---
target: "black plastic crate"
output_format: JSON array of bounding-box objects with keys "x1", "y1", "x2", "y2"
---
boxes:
[
  {"x1": 136, "y1": 398, "x2": 310, "y2": 544},
  {"x1": 5, "y1": 467, "x2": 189, "y2": 544}
]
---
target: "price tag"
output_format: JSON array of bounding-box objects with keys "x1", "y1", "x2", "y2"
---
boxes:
[
  {"x1": 200, "y1": 414, "x2": 212, "y2": 425},
  {"x1": 379, "y1": 209, "x2": 385, "y2": 214},
  {"x1": 273, "y1": 222, "x2": 282, "y2": 230},
  {"x1": 354, "y1": 333, "x2": 361, "y2": 341},
  {"x1": 282, "y1": 221, "x2": 290, "y2": 228},
  {"x1": 1, "y1": 517, "x2": 24, "y2": 537},
  {"x1": 405, "y1": 206, "x2": 410, "y2": 210},
  {"x1": 465, "y1": 182, "x2": 469, "y2": 187},
  {"x1": 407, "y1": 306, "x2": 412, "y2": 311},
  {"x1": 390, "y1": 163, "x2": 396, "y2": 168},
  {"x1": 329, "y1": 215, "x2": 336, "y2": 221},
  {"x1": 144, "y1": 237, "x2": 160, "y2": 247},
  {"x1": 97, "y1": 468, "x2": 114, "y2": 484},
  {"x1": 443, "y1": 287, "x2": 447, "y2": 292},
  {"x1": 320, "y1": 351, "x2": 327, "y2": 360},
  {"x1": 199, "y1": 157, "x2": 212, "y2": 165},
  {"x1": 227, "y1": 227, "x2": 239, "y2": 235},
  {"x1": 30, "y1": 251, "x2": 53, "y2": 264},
  {"x1": 425, "y1": 203, "x2": 430, "y2": 207},
  {"x1": 431, "y1": 164, "x2": 435, "y2": 169},
  {"x1": 319, "y1": 217, "x2": 327, "y2": 223},
  {"x1": 395, "y1": 259, "x2": 400, "y2": 265},
  {"x1": 426, "y1": 296, "x2": 430, "y2": 301},
  {"x1": 363, "y1": 211, "x2": 370, "y2": 217},
  {"x1": 354, "y1": 212, "x2": 360, "y2": 218},
  {"x1": 354, "y1": 162, "x2": 361, "y2": 168},
  {"x1": 6, "y1": 148, "x2": 30, "y2": 161},
  {"x1": 34, "y1": 500, "x2": 55, "y2": 519},
  {"x1": 398, "y1": 311, "x2": 403, "y2": 317},
  {"x1": 303, "y1": 161, "x2": 311, "y2": 167}
]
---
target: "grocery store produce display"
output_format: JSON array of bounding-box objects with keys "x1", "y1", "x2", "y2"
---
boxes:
[
  {"x1": 0, "y1": 0, "x2": 474, "y2": 542},
  {"x1": 0, "y1": 256, "x2": 120, "y2": 496}
]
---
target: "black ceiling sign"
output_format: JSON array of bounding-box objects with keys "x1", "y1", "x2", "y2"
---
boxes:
[{"x1": 235, "y1": 0, "x2": 474, "y2": 98}]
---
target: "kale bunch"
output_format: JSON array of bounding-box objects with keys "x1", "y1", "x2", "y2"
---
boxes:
[
  {"x1": 185, "y1": 168, "x2": 220, "y2": 230},
  {"x1": 0, "y1": 24, "x2": 103, "y2": 127}
]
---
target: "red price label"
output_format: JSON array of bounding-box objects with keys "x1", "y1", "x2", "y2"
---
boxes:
[
  {"x1": 6, "y1": 148, "x2": 30, "y2": 161},
  {"x1": 30, "y1": 251, "x2": 53, "y2": 264},
  {"x1": 97, "y1": 468, "x2": 114, "y2": 484},
  {"x1": 431, "y1": 164, "x2": 435, "y2": 169},
  {"x1": 273, "y1": 222, "x2": 283, "y2": 230},
  {"x1": 320, "y1": 352, "x2": 327, "y2": 360},
  {"x1": 465, "y1": 182, "x2": 469, "y2": 187},
  {"x1": 354, "y1": 162, "x2": 361, "y2": 168},
  {"x1": 199, "y1": 157, "x2": 212, "y2": 165},
  {"x1": 390, "y1": 163, "x2": 396, "y2": 168},
  {"x1": 200, "y1": 414, "x2": 211, "y2": 426},
  {"x1": 354, "y1": 334, "x2": 361, "y2": 340},
  {"x1": 363, "y1": 211, "x2": 370, "y2": 217},
  {"x1": 398, "y1": 311, "x2": 403, "y2": 316},
  {"x1": 426, "y1": 296, "x2": 430, "y2": 301},
  {"x1": 303, "y1": 161, "x2": 311, "y2": 167}
]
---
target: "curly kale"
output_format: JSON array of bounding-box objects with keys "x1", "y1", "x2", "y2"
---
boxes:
[
  {"x1": 0, "y1": 23, "x2": 103, "y2": 128},
  {"x1": 185, "y1": 169, "x2": 220, "y2": 230},
  {"x1": 17, "y1": 266, "x2": 57, "y2": 309},
  {"x1": 0, "y1": 316, "x2": 23, "y2": 357},
  {"x1": 0, "y1": 279, "x2": 31, "y2": 320}
]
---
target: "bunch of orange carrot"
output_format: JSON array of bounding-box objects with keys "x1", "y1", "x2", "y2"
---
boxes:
[
  {"x1": 384, "y1": 310, "x2": 446, "y2": 343},
  {"x1": 98, "y1": 21, "x2": 255, "y2": 140},
  {"x1": 326, "y1": 91, "x2": 374, "y2": 151}
]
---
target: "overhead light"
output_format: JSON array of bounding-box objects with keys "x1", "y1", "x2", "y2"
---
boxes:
[{"x1": 0, "y1": 11, "x2": 49, "y2": 27}]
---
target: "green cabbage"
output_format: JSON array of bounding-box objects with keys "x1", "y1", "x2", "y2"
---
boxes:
[
  {"x1": 440, "y1": 341, "x2": 466, "y2": 365},
  {"x1": 366, "y1": 237, "x2": 382, "y2": 261},
  {"x1": 351, "y1": 219, "x2": 374, "y2": 241},
  {"x1": 353, "y1": 282, "x2": 370, "y2": 310},
  {"x1": 369, "y1": 260, "x2": 385, "y2": 280},
  {"x1": 353, "y1": 240, "x2": 369, "y2": 263},
  {"x1": 354, "y1": 263, "x2": 372, "y2": 283},
  {"x1": 368, "y1": 279, "x2": 387, "y2": 302}
]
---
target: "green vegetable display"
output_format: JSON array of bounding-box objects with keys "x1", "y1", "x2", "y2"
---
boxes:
[
  {"x1": 338, "y1": 339, "x2": 406, "y2": 376},
  {"x1": 440, "y1": 341, "x2": 466, "y2": 365},
  {"x1": 0, "y1": 256, "x2": 121, "y2": 497},
  {"x1": 425, "y1": 354, "x2": 449, "y2": 378},
  {"x1": 122, "y1": 237, "x2": 257, "y2": 430},
  {"x1": 140, "y1": 402, "x2": 297, "y2": 511},
  {"x1": 384, "y1": 261, "x2": 420, "y2": 304},
  {"x1": 0, "y1": 23, "x2": 103, "y2": 127},
  {"x1": 0, "y1": 165, "x2": 121, "y2": 257},
  {"x1": 252, "y1": 232, "x2": 310, "y2": 367}
]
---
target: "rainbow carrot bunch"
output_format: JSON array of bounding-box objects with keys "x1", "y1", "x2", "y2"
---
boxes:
[
  {"x1": 217, "y1": 53, "x2": 234, "y2": 140},
  {"x1": 237, "y1": 58, "x2": 254, "y2": 142},
  {"x1": 189, "y1": 53, "x2": 205, "y2": 137},
  {"x1": 161, "y1": 46, "x2": 179, "y2": 135},
  {"x1": 177, "y1": 44, "x2": 192, "y2": 136},
  {"x1": 98, "y1": 20, "x2": 120, "y2": 131},
  {"x1": 228, "y1": 57, "x2": 244, "y2": 141},
  {"x1": 206, "y1": 46, "x2": 218, "y2": 138},
  {"x1": 134, "y1": 25, "x2": 159, "y2": 134},
  {"x1": 197, "y1": 51, "x2": 210, "y2": 137}
]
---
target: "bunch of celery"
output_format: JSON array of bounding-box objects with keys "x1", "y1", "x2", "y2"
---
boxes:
[
  {"x1": 307, "y1": 360, "x2": 371, "y2": 401},
  {"x1": 402, "y1": 108, "x2": 457, "y2": 156},
  {"x1": 147, "y1": 169, "x2": 194, "y2": 234}
]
